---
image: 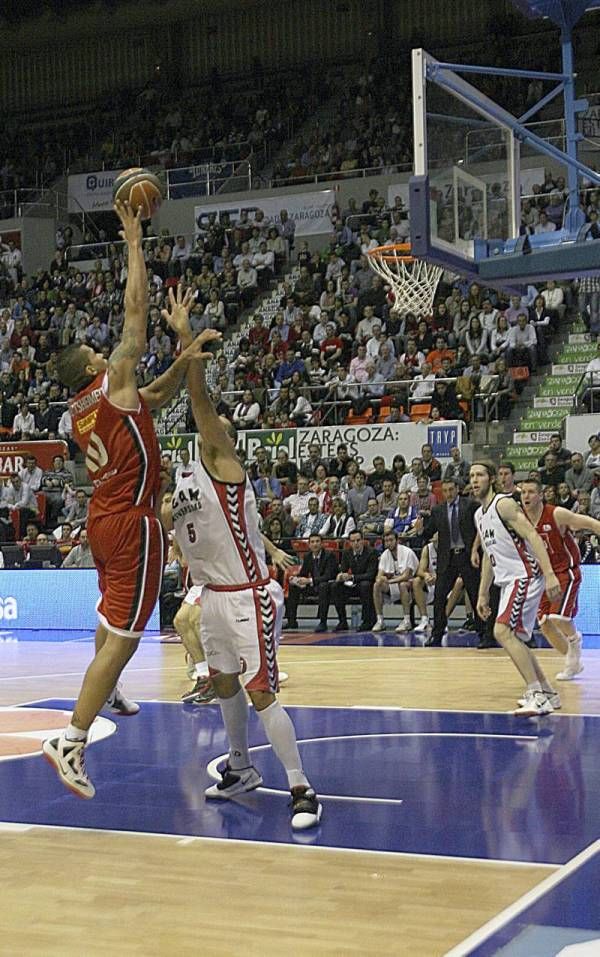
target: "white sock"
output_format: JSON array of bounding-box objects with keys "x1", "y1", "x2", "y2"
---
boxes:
[
  {"x1": 258, "y1": 700, "x2": 309, "y2": 790},
  {"x1": 194, "y1": 662, "x2": 209, "y2": 678},
  {"x1": 64, "y1": 723, "x2": 87, "y2": 742},
  {"x1": 377, "y1": 615, "x2": 384, "y2": 624},
  {"x1": 527, "y1": 681, "x2": 542, "y2": 693},
  {"x1": 218, "y1": 688, "x2": 250, "y2": 770}
]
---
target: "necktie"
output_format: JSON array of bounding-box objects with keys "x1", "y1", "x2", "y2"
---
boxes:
[{"x1": 451, "y1": 501, "x2": 459, "y2": 547}]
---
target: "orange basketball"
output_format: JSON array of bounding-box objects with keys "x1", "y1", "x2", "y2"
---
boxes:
[{"x1": 112, "y1": 167, "x2": 163, "y2": 220}]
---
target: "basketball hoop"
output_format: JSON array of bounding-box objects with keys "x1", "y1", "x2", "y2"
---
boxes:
[{"x1": 366, "y1": 243, "x2": 443, "y2": 317}]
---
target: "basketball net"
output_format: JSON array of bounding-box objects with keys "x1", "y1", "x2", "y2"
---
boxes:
[{"x1": 366, "y1": 243, "x2": 443, "y2": 317}]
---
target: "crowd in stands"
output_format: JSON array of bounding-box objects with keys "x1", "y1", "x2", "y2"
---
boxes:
[
  {"x1": 1, "y1": 158, "x2": 600, "y2": 570},
  {"x1": 0, "y1": 67, "x2": 331, "y2": 204}
]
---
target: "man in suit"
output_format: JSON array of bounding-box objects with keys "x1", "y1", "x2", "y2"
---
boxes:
[
  {"x1": 285, "y1": 533, "x2": 338, "y2": 632},
  {"x1": 421, "y1": 477, "x2": 485, "y2": 646},
  {"x1": 330, "y1": 529, "x2": 379, "y2": 632}
]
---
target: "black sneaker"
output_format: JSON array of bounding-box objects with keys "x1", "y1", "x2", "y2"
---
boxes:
[
  {"x1": 182, "y1": 675, "x2": 216, "y2": 704},
  {"x1": 463, "y1": 615, "x2": 477, "y2": 632},
  {"x1": 333, "y1": 621, "x2": 349, "y2": 632},
  {"x1": 290, "y1": 786, "x2": 323, "y2": 830},
  {"x1": 284, "y1": 620, "x2": 299, "y2": 630}
]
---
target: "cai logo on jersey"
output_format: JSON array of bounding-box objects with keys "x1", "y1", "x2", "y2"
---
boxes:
[{"x1": 85, "y1": 430, "x2": 109, "y2": 473}]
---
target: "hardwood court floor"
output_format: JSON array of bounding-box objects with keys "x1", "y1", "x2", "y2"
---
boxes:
[{"x1": 1, "y1": 639, "x2": 599, "y2": 957}]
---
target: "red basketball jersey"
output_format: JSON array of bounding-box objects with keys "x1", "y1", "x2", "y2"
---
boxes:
[
  {"x1": 535, "y1": 503, "x2": 580, "y2": 575},
  {"x1": 69, "y1": 372, "x2": 161, "y2": 520}
]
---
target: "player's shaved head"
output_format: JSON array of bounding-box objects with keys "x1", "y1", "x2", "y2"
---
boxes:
[{"x1": 56, "y1": 343, "x2": 98, "y2": 391}]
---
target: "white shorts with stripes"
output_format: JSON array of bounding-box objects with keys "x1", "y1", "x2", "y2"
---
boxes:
[
  {"x1": 199, "y1": 579, "x2": 284, "y2": 693},
  {"x1": 497, "y1": 576, "x2": 545, "y2": 641}
]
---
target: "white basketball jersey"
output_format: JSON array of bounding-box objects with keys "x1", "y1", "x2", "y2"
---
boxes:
[
  {"x1": 475, "y1": 493, "x2": 541, "y2": 587},
  {"x1": 426, "y1": 542, "x2": 438, "y2": 575},
  {"x1": 172, "y1": 460, "x2": 269, "y2": 587}
]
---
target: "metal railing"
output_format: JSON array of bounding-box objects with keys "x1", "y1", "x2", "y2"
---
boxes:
[{"x1": 270, "y1": 162, "x2": 411, "y2": 189}]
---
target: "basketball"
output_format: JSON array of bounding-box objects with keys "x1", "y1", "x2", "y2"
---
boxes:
[{"x1": 112, "y1": 167, "x2": 163, "y2": 220}]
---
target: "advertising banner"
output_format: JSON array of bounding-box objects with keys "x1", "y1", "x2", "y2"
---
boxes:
[
  {"x1": 0, "y1": 569, "x2": 159, "y2": 631},
  {"x1": 0, "y1": 440, "x2": 68, "y2": 478},
  {"x1": 159, "y1": 422, "x2": 463, "y2": 469},
  {"x1": 68, "y1": 169, "x2": 124, "y2": 213},
  {"x1": 565, "y1": 414, "x2": 600, "y2": 457},
  {"x1": 194, "y1": 189, "x2": 336, "y2": 238}
]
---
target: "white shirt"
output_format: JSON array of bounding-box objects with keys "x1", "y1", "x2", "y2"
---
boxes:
[
  {"x1": 542, "y1": 287, "x2": 564, "y2": 309},
  {"x1": 58, "y1": 409, "x2": 72, "y2": 438},
  {"x1": 19, "y1": 466, "x2": 43, "y2": 491},
  {"x1": 283, "y1": 490, "x2": 313, "y2": 521},
  {"x1": 12, "y1": 411, "x2": 35, "y2": 434},
  {"x1": 411, "y1": 374, "x2": 436, "y2": 399},
  {"x1": 378, "y1": 544, "x2": 418, "y2": 577},
  {"x1": 399, "y1": 472, "x2": 419, "y2": 494},
  {"x1": 507, "y1": 324, "x2": 537, "y2": 349}
]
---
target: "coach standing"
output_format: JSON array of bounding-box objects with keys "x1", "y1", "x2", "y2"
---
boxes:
[{"x1": 421, "y1": 477, "x2": 485, "y2": 647}]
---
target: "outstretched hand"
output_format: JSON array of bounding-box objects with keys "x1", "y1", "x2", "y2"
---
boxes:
[
  {"x1": 181, "y1": 328, "x2": 222, "y2": 363},
  {"x1": 271, "y1": 548, "x2": 296, "y2": 572},
  {"x1": 114, "y1": 200, "x2": 143, "y2": 245},
  {"x1": 161, "y1": 283, "x2": 195, "y2": 338}
]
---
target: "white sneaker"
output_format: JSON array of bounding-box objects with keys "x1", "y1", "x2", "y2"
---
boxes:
[
  {"x1": 557, "y1": 632, "x2": 583, "y2": 680},
  {"x1": 205, "y1": 763, "x2": 263, "y2": 799},
  {"x1": 106, "y1": 683, "x2": 140, "y2": 716},
  {"x1": 278, "y1": 671, "x2": 289, "y2": 685},
  {"x1": 43, "y1": 735, "x2": 95, "y2": 799},
  {"x1": 290, "y1": 786, "x2": 323, "y2": 830},
  {"x1": 518, "y1": 691, "x2": 561, "y2": 709},
  {"x1": 395, "y1": 617, "x2": 412, "y2": 633},
  {"x1": 372, "y1": 619, "x2": 385, "y2": 632},
  {"x1": 414, "y1": 616, "x2": 429, "y2": 633},
  {"x1": 513, "y1": 691, "x2": 554, "y2": 717}
]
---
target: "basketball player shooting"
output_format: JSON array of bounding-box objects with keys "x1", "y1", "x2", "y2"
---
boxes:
[
  {"x1": 521, "y1": 477, "x2": 600, "y2": 681},
  {"x1": 470, "y1": 462, "x2": 562, "y2": 717},
  {"x1": 44, "y1": 202, "x2": 217, "y2": 798},
  {"x1": 162, "y1": 287, "x2": 322, "y2": 830}
]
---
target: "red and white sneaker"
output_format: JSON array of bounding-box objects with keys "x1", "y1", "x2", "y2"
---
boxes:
[{"x1": 43, "y1": 735, "x2": 95, "y2": 799}]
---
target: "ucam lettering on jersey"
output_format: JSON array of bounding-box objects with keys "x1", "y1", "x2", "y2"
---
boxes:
[{"x1": 0, "y1": 598, "x2": 18, "y2": 620}]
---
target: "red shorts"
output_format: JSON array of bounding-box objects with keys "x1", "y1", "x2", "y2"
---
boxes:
[
  {"x1": 538, "y1": 567, "x2": 581, "y2": 622},
  {"x1": 88, "y1": 509, "x2": 167, "y2": 637}
]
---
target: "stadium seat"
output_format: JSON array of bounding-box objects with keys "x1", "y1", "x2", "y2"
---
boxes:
[
  {"x1": 345, "y1": 411, "x2": 373, "y2": 425},
  {"x1": 410, "y1": 403, "x2": 432, "y2": 422}
]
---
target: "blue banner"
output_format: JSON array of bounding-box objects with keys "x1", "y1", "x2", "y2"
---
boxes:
[
  {"x1": 0, "y1": 569, "x2": 159, "y2": 631},
  {"x1": 575, "y1": 565, "x2": 600, "y2": 636},
  {"x1": 427, "y1": 424, "x2": 460, "y2": 457}
]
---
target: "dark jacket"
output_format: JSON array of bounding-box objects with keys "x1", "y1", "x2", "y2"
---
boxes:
[
  {"x1": 298, "y1": 548, "x2": 339, "y2": 585},
  {"x1": 422, "y1": 495, "x2": 479, "y2": 573},
  {"x1": 338, "y1": 546, "x2": 378, "y2": 583}
]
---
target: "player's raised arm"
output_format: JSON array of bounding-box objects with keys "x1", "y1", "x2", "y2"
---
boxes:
[
  {"x1": 185, "y1": 338, "x2": 244, "y2": 483},
  {"x1": 107, "y1": 201, "x2": 147, "y2": 408},
  {"x1": 140, "y1": 284, "x2": 220, "y2": 410},
  {"x1": 496, "y1": 496, "x2": 561, "y2": 599}
]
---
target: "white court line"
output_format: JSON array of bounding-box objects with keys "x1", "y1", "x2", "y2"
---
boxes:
[
  {"x1": 445, "y1": 839, "x2": 600, "y2": 957},
  {"x1": 0, "y1": 820, "x2": 557, "y2": 869},
  {"x1": 12, "y1": 697, "x2": 600, "y2": 720},
  {"x1": 0, "y1": 665, "x2": 184, "y2": 683},
  {"x1": 206, "y1": 732, "x2": 538, "y2": 808}
]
